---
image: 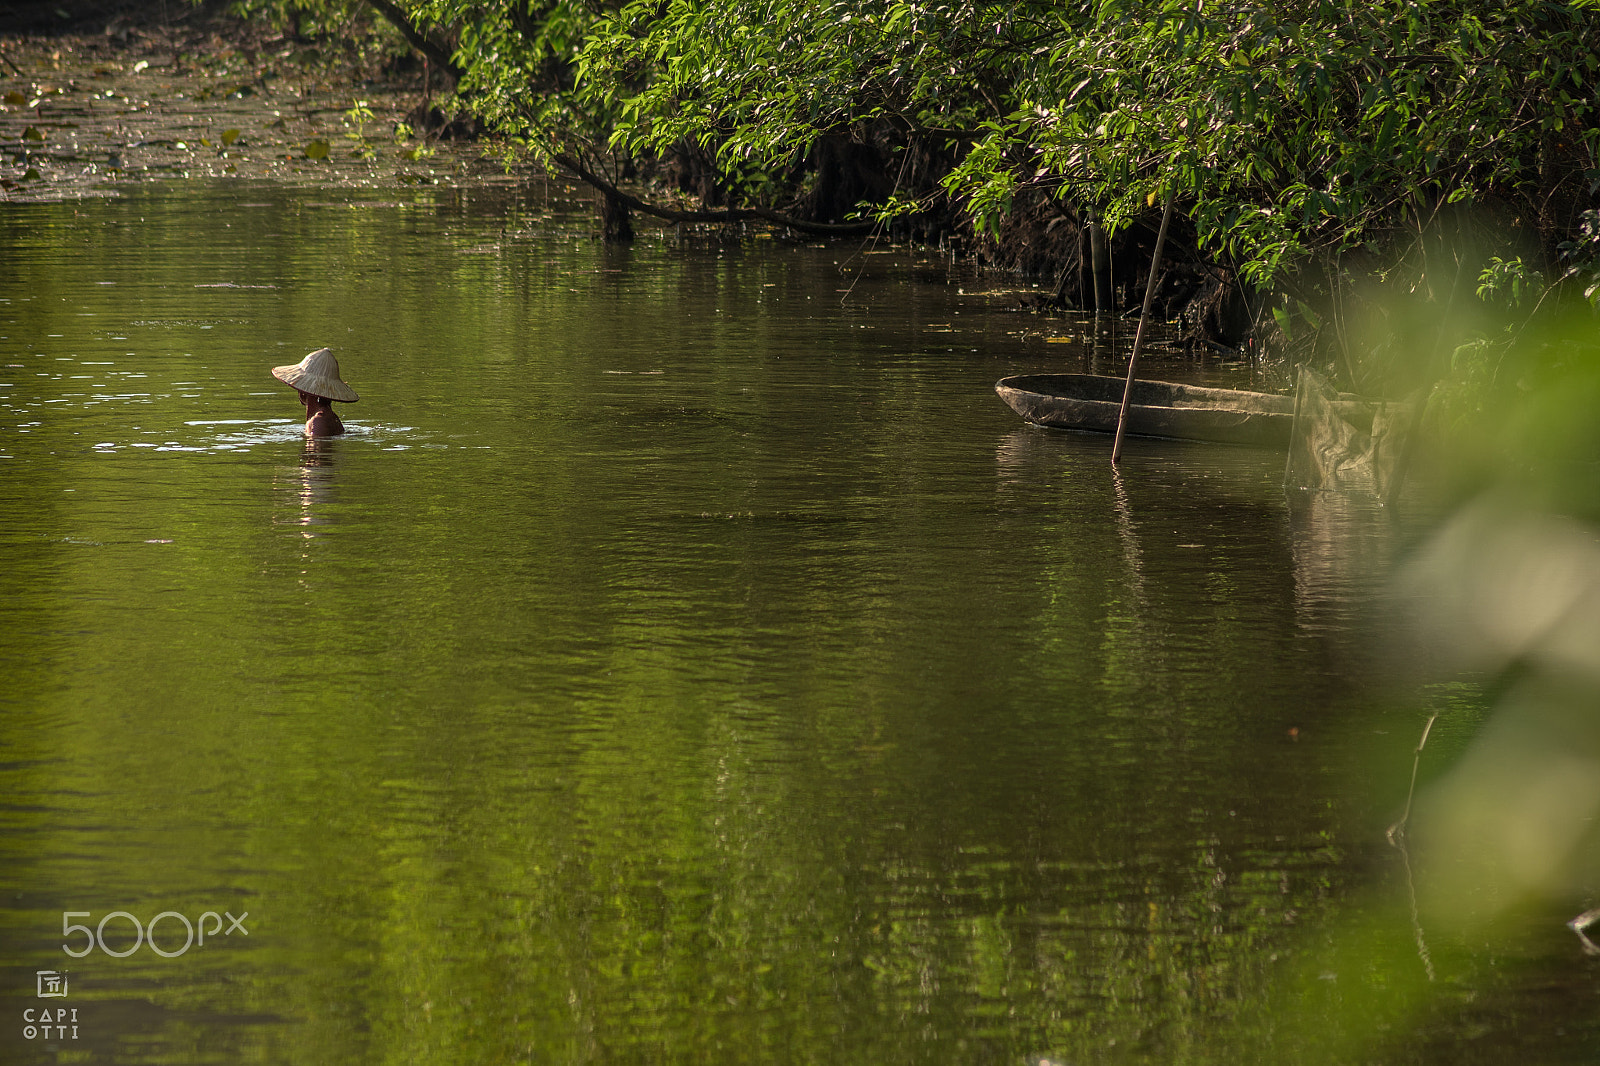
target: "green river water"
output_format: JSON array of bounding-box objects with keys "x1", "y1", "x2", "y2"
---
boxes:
[{"x1": 1, "y1": 181, "x2": 1596, "y2": 1064}]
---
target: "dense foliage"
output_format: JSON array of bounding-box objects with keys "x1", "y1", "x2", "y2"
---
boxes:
[
  {"x1": 225, "y1": 0, "x2": 1600, "y2": 352},
  {"x1": 959, "y1": 0, "x2": 1600, "y2": 281}
]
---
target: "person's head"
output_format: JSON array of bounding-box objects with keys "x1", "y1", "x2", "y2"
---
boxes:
[{"x1": 272, "y1": 348, "x2": 359, "y2": 405}]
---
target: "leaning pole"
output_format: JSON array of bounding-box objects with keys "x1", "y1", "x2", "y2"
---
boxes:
[{"x1": 1111, "y1": 198, "x2": 1176, "y2": 464}]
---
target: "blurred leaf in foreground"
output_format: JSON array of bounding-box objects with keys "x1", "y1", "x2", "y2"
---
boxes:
[{"x1": 1402, "y1": 310, "x2": 1600, "y2": 924}]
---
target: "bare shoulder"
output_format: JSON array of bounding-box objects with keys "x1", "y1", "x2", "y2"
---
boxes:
[{"x1": 305, "y1": 409, "x2": 345, "y2": 437}]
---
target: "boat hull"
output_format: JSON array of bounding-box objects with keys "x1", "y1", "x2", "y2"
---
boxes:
[{"x1": 995, "y1": 373, "x2": 1294, "y2": 448}]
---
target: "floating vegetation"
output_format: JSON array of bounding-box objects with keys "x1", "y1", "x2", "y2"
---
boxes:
[{"x1": 0, "y1": 20, "x2": 513, "y2": 202}]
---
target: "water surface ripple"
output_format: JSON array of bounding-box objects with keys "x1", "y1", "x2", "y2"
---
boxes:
[{"x1": 1, "y1": 183, "x2": 1586, "y2": 1065}]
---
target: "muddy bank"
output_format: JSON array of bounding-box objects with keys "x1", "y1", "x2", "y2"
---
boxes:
[{"x1": 0, "y1": 7, "x2": 503, "y2": 204}]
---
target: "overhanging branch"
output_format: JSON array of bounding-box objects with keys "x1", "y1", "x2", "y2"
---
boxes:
[
  {"x1": 363, "y1": 0, "x2": 466, "y2": 85},
  {"x1": 552, "y1": 152, "x2": 878, "y2": 235}
]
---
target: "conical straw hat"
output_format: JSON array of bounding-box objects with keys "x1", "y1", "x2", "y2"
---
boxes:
[{"x1": 271, "y1": 348, "x2": 359, "y2": 403}]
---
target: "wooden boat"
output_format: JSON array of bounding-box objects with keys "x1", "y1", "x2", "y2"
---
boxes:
[{"x1": 995, "y1": 373, "x2": 1296, "y2": 447}]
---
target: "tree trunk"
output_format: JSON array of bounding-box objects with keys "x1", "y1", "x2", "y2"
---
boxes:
[
  {"x1": 601, "y1": 191, "x2": 634, "y2": 243},
  {"x1": 1088, "y1": 212, "x2": 1112, "y2": 314}
]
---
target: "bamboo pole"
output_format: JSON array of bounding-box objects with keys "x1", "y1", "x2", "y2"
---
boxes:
[{"x1": 1111, "y1": 198, "x2": 1176, "y2": 465}]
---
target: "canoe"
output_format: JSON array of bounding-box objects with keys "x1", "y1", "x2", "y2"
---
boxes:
[{"x1": 994, "y1": 373, "x2": 1295, "y2": 448}]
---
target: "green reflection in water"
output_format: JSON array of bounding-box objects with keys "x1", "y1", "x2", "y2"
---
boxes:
[{"x1": 0, "y1": 184, "x2": 1588, "y2": 1064}]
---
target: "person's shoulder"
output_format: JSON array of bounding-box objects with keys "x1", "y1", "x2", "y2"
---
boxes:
[{"x1": 306, "y1": 409, "x2": 344, "y2": 436}]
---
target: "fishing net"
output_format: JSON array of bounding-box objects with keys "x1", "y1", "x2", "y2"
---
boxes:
[{"x1": 1284, "y1": 366, "x2": 1415, "y2": 500}]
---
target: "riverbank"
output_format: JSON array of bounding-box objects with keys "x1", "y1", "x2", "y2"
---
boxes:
[
  {"x1": 2, "y1": 3, "x2": 1272, "y2": 382},
  {"x1": 0, "y1": 4, "x2": 506, "y2": 203},
  {"x1": 2, "y1": 6, "x2": 1235, "y2": 345}
]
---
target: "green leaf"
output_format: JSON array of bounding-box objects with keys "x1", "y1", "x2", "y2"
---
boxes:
[{"x1": 1272, "y1": 305, "x2": 1293, "y2": 339}]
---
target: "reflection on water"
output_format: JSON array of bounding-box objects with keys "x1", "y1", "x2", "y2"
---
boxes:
[
  {"x1": 277, "y1": 436, "x2": 338, "y2": 535},
  {"x1": 1288, "y1": 488, "x2": 1397, "y2": 638},
  {"x1": 0, "y1": 184, "x2": 1591, "y2": 1065},
  {"x1": 1108, "y1": 463, "x2": 1147, "y2": 611},
  {"x1": 300, "y1": 436, "x2": 335, "y2": 468}
]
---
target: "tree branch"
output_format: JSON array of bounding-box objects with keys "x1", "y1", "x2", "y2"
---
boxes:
[
  {"x1": 552, "y1": 152, "x2": 879, "y2": 235},
  {"x1": 363, "y1": 0, "x2": 466, "y2": 85}
]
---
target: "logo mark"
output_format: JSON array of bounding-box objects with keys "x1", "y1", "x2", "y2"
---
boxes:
[
  {"x1": 36, "y1": 971, "x2": 67, "y2": 998},
  {"x1": 61, "y1": 910, "x2": 250, "y2": 958}
]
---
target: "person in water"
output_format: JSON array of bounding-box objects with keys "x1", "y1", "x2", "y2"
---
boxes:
[{"x1": 270, "y1": 348, "x2": 358, "y2": 437}]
